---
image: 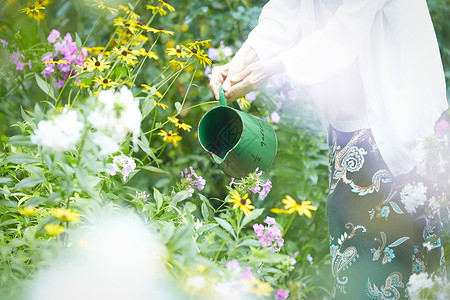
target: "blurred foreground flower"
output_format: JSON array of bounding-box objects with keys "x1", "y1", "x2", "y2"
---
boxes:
[
  {"x1": 51, "y1": 207, "x2": 81, "y2": 222},
  {"x1": 44, "y1": 223, "x2": 65, "y2": 236},
  {"x1": 31, "y1": 109, "x2": 84, "y2": 153},
  {"x1": 228, "y1": 189, "x2": 254, "y2": 216},
  {"x1": 18, "y1": 206, "x2": 42, "y2": 216}
]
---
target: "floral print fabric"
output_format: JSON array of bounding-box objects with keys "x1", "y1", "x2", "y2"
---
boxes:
[{"x1": 326, "y1": 127, "x2": 444, "y2": 299}]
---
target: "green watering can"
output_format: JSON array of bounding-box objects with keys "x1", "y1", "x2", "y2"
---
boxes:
[{"x1": 197, "y1": 86, "x2": 277, "y2": 178}]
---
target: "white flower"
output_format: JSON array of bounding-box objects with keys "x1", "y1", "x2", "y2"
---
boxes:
[
  {"x1": 407, "y1": 272, "x2": 436, "y2": 300},
  {"x1": 88, "y1": 87, "x2": 142, "y2": 156},
  {"x1": 185, "y1": 276, "x2": 206, "y2": 292},
  {"x1": 400, "y1": 182, "x2": 427, "y2": 214},
  {"x1": 31, "y1": 109, "x2": 83, "y2": 152},
  {"x1": 108, "y1": 154, "x2": 136, "y2": 181}
]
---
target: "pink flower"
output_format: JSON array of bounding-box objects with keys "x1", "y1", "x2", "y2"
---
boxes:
[
  {"x1": 264, "y1": 216, "x2": 275, "y2": 225},
  {"x1": 274, "y1": 288, "x2": 290, "y2": 300},
  {"x1": 435, "y1": 119, "x2": 449, "y2": 135},
  {"x1": 270, "y1": 111, "x2": 280, "y2": 123},
  {"x1": 15, "y1": 61, "x2": 24, "y2": 70},
  {"x1": 246, "y1": 91, "x2": 256, "y2": 102},
  {"x1": 225, "y1": 259, "x2": 241, "y2": 272},
  {"x1": 241, "y1": 266, "x2": 253, "y2": 281},
  {"x1": 208, "y1": 47, "x2": 219, "y2": 60},
  {"x1": 0, "y1": 39, "x2": 7, "y2": 48},
  {"x1": 253, "y1": 223, "x2": 265, "y2": 237},
  {"x1": 28, "y1": 59, "x2": 32, "y2": 69},
  {"x1": 47, "y1": 29, "x2": 61, "y2": 43}
]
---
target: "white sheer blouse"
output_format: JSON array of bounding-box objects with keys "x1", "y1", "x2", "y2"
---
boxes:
[{"x1": 247, "y1": 0, "x2": 448, "y2": 176}]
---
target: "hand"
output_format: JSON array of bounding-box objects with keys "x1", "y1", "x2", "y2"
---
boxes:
[
  {"x1": 223, "y1": 57, "x2": 285, "y2": 102},
  {"x1": 209, "y1": 42, "x2": 257, "y2": 101}
]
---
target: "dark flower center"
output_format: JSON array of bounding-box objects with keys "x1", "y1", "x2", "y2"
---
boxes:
[
  {"x1": 177, "y1": 119, "x2": 183, "y2": 124},
  {"x1": 157, "y1": 26, "x2": 164, "y2": 30},
  {"x1": 53, "y1": 56, "x2": 60, "y2": 61},
  {"x1": 124, "y1": 21, "x2": 130, "y2": 27},
  {"x1": 240, "y1": 198, "x2": 246, "y2": 205},
  {"x1": 190, "y1": 48, "x2": 197, "y2": 54},
  {"x1": 30, "y1": 5, "x2": 35, "y2": 9},
  {"x1": 103, "y1": 79, "x2": 108, "y2": 84},
  {"x1": 121, "y1": 50, "x2": 128, "y2": 56},
  {"x1": 176, "y1": 48, "x2": 181, "y2": 53},
  {"x1": 95, "y1": 61, "x2": 101, "y2": 66},
  {"x1": 252, "y1": 284, "x2": 258, "y2": 289},
  {"x1": 83, "y1": 67, "x2": 87, "y2": 71},
  {"x1": 137, "y1": 21, "x2": 145, "y2": 26},
  {"x1": 167, "y1": 132, "x2": 172, "y2": 137}
]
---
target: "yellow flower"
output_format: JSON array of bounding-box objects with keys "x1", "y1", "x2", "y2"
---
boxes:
[
  {"x1": 270, "y1": 207, "x2": 288, "y2": 214},
  {"x1": 158, "y1": 130, "x2": 182, "y2": 147},
  {"x1": 282, "y1": 195, "x2": 317, "y2": 218},
  {"x1": 113, "y1": 17, "x2": 137, "y2": 34},
  {"x1": 146, "y1": 1, "x2": 174, "y2": 16},
  {"x1": 86, "y1": 46, "x2": 105, "y2": 55},
  {"x1": 92, "y1": 0, "x2": 118, "y2": 15},
  {"x1": 237, "y1": 97, "x2": 251, "y2": 109},
  {"x1": 148, "y1": 26, "x2": 175, "y2": 35},
  {"x1": 137, "y1": 48, "x2": 158, "y2": 60},
  {"x1": 20, "y1": 2, "x2": 45, "y2": 16},
  {"x1": 75, "y1": 81, "x2": 91, "y2": 89},
  {"x1": 166, "y1": 46, "x2": 188, "y2": 58},
  {"x1": 50, "y1": 207, "x2": 81, "y2": 222},
  {"x1": 243, "y1": 277, "x2": 273, "y2": 297},
  {"x1": 18, "y1": 206, "x2": 41, "y2": 216},
  {"x1": 154, "y1": 100, "x2": 168, "y2": 110},
  {"x1": 228, "y1": 189, "x2": 254, "y2": 216},
  {"x1": 181, "y1": 24, "x2": 189, "y2": 32},
  {"x1": 169, "y1": 60, "x2": 185, "y2": 70},
  {"x1": 112, "y1": 46, "x2": 138, "y2": 66},
  {"x1": 93, "y1": 75, "x2": 118, "y2": 88},
  {"x1": 43, "y1": 56, "x2": 69, "y2": 65},
  {"x1": 45, "y1": 223, "x2": 65, "y2": 236},
  {"x1": 56, "y1": 104, "x2": 71, "y2": 112},
  {"x1": 141, "y1": 84, "x2": 163, "y2": 98},
  {"x1": 85, "y1": 56, "x2": 110, "y2": 72},
  {"x1": 168, "y1": 116, "x2": 192, "y2": 132},
  {"x1": 118, "y1": 4, "x2": 139, "y2": 20},
  {"x1": 183, "y1": 44, "x2": 211, "y2": 67},
  {"x1": 158, "y1": 0, "x2": 175, "y2": 12},
  {"x1": 186, "y1": 39, "x2": 212, "y2": 48}
]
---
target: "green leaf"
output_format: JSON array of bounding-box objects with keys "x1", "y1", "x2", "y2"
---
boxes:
[
  {"x1": 6, "y1": 153, "x2": 39, "y2": 164},
  {"x1": 137, "y1": 135, "x2": 158, "y2": 163},
  {"x1": 241, "y1": 208, "x2": 264, "y2": 228},
  {"x1": 75, "y1": 32, "x2": 83, "y2": 50},
  {"x1": 214, "y1": 217, "x2": 233, "y2": 233},
  {"x1": 140, "y1": 166, "x2": 169, "y2": 174},
  {"x1": 238, "y1": 238, "x2": 260, "y2": 248},
  {"x1": 14, "y1": 177, "x2": 43, "y2": 189},
  {"x1": 195, "y1": 223, "x2": 218, "y2": 235},
  {"x1": 201, "y1": 201, "x2": 210, "y2": 220},
  {"x1": 142, "y1": 96, "x2": 155, "y2": 118},
  {"x1": 8, "y1": 239, "x2": 27, "y2": 249},
  {"x1": 23, "y1": 165, "x2": 46, "y2": 182},
  {"x1": 171, "y1": 190, "x2": 191, "y2": 205},
  {"x1": 34, "y1": 74, "x2": 56, "y2": 100},
  {"x1": 153, "y1": 188, "x2": 163, "y2": 211},
  {"x1": 7, "y1": 136, "x2": 33, "y2": 147},
  {"x1": 174, "y1": 102, "x2": 182, "y2": 112},
  {"x1": 0, "y1": 177, "x2": 12, "y2": 184}
]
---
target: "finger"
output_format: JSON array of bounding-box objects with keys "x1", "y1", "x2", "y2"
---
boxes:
[
  {"x1": 209, "y1": 67, "x2": 227, "y2": 100},
  {"x1": 224, "y1": 81, "x2": 253, "y2": 103},
  {"x1": 223, "y1": 67, "x2": 251, "y2": 92}
]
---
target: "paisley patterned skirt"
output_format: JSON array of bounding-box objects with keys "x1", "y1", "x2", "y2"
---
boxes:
[{"x1": 327, "y1": 127, "x2": 444, "y2": 299}]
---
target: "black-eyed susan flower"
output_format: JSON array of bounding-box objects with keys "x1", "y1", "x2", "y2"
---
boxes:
[
  {"x1": 158, "y1": 130, "x2": 182, "y2": 147},
  {"x1": 237, "y1": 97, "x2": 251, "y2": 109},
  {"x1": 243, "y1": 277, "x2": 273, "y2": 297},
  {"x1": 158, "y1": 0, "x2": 175, "y2": 12},
  {"x1": 169, "y1": 60, "x2": 185, "y2": 70},
  {"x1": 42, "y1": 55, "x2": 69, "y2": 65},
  {"x1": 137, "y1": 48, "x2": 158, "y2": 60},
  {"x1": 146, "y1": 4, "x2": 172, "y2": 16},
  {"x1": 272, "y1": 195, "x2": 317, "y2": 218},
  {"x1": 92, "y1": 0, "x2": 118, "y2": 15},
  {"x1": 75, "y1": 80, "x2": 91, "y2": 89},
  {"x1": 168, "y1": 116, "x2": 192, "y2": 132},
  {"x1": 154, "y1": 100, "x2": 168, "y2": 110},
  {"x1": 113, "y1": 17, "x2": 137, "y2": 34},
  {"x1": 141, "y1": 84, "x2": 163, "y2": 98},
  {"x1": 85, "y1": 56, "x2": 110, "y2": 72},
  {"x1": 148, "y1": 26, "x2": 175, "y2": 35},
  {"x1": 20, "y1": 2, "x2": 45, "y2": 16},
  {"x1": 50, "y1": 207, "x2": 81, "y2": 222},
  {"x1": 86, "y1": 46, "x2": 105, "y2": 55},
  {"x1": 228, "y1": 189, "x2": 255, "y2": 216},
  {"x1": 93, "y1": 75, "x2": 118, "y2": 88},
  {"x1": 187, "y1": 39, "x2": 212, "y2": 48},
  {"x1": 112, "y1": 46, "x2": 138, "y2": 65},
  {"x1": 44, "y1": 223, "x2": 65, "y2": 236},
  {"x1": 18, "y1": 206, "x2": 42, "y2": 216},
  {"x1": 166, "y1": 46, "x2": 188, "y2": 58},
  {"x1": 183, "y1": 44, "x2": 211, "y2": 67},
  {"x1": 118, "y1": 4, "x2": 140, "y2": 20}
]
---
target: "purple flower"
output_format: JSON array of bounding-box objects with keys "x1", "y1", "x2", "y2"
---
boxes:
[
  {"x1": 28, "y1": 59, "x2": 32, "y2": 69},
  {"x1": 223, "y1": 46, "x2": 233, "y2": 58},
  {"x1": 246, "y1": 91, "x2": 256, "y2": 102},
  {"x1": 225, "y1": 259, "x2": 241, "y2": 272},
  {"x1": 180, "y1": 166, "x2": 206, "y2": 196},
  {"x1": 0, "y1": 39, "x2": 7, "y2": 48},
  {"x1": 204, "y1": 65, "x2": 212, "y2": 79},
  {"x1": 270, "y1": 111, "x2": 280, "y2": 124},
  {"x1": 253, "y1": 223, "x2": 265, "y2": 237},
  {"x1": 47, "y1": 29, "x2": 61, "y2": 43},
  {"x1": 259, "y1": 235, "x2": 269, "y2": 247},
  {"x1": 275, "y1": 289, "x2": 290, "y2": 300},
  {"x1": 435, "y1": 119, "x2": 449, "y2": 135},
  {"x1": 241, "y1": 266, "x2": 253, "y2": 281},
  {"x1": 306, "y1": 253, "x2": 314, "y2": 264},
  {"x1": 264, "y1": 216, "x2": 275, "y2": 225},
  {"x1": 208, "y1": 47, "x2": 219, "y2": 60},
  {"x1": 56, "y1": 79, "x2": 65, "y2": 88},
  {"x1": 258, "y1": 179, "x2": 272, "y2": 200},
  {"x1": 287, "y1": 89, "x2": 297, "y2": 100}
]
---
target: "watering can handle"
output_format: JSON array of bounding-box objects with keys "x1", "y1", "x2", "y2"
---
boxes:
[{"x1": 219, "y1": 85, "x2": 227, "y2": 106}]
